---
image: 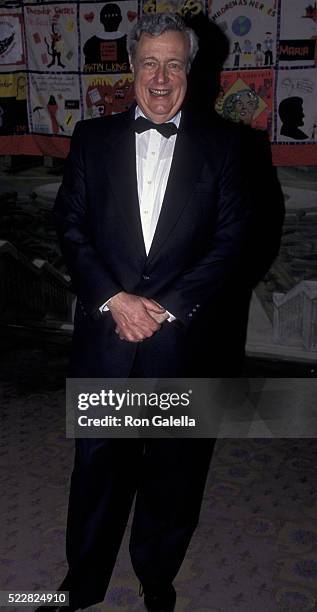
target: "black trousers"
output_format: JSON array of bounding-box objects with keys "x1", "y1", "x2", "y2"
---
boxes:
[
  {"x1": 64, "y1": 341, "x2": 217, "y2": 608},
  {"x1": 63, "y1": 437, "x2": 216, "y2": 608}
]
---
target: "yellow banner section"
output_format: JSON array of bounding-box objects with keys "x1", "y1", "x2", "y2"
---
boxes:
[{"x1": 0, "y1": 73, "x2": 26, "y2": 100}]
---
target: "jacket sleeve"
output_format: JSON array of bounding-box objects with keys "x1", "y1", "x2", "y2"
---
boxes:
[
  {"x1": 153, "y1": 132, "x2": 253, "y2": 327},
  {"x1": 54, "y1": 122, "x2": 122, "y2": 316}
]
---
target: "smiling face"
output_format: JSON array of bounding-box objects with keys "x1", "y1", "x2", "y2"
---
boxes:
[
  {"x1": 234, "y1": 91, "x2": 258, "y2": 123},
  {"x1": 130, "y1": 30, "x2": 189, "y2": 123}
]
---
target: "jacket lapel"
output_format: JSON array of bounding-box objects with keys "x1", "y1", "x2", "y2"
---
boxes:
[
  {"x1": 104, "y1": 107, "x2": 206, "y2": 264},
  {"x1": 147, "y1": 114, "x2": 205, "y2": 264},
  {"x1": 105, "y1": 106, "x2": 147, "y2": 261}
]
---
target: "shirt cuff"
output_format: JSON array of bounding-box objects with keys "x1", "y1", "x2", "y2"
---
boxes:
[{"x1": 99, "y1": 296, "x2": 115, "y2": 313}]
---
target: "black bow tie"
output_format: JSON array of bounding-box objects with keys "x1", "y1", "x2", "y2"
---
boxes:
[{"x1": 134, "y1": 116, "x2": 178, "y2": 139}]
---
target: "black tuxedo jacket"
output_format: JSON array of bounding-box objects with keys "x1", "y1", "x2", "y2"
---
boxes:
[{"x1": 54, "y1": 107, "x2": 279, "y2": 377}]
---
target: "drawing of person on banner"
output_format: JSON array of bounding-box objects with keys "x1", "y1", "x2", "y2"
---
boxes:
[
  {"x1": 232, "y1": 41, "x2": 242, "y2": 67},
  {"x1": 44, "y1": 23, "x2": 65, "y2": 68},
  {"x1": 83, "y1": 3, "x2": 130, "y2": 73},
  {"x1": 242, "y1": 39, "x2": 253, "y2": 66},
  {"x1": 278, "y1": 96, "x2": 309, "y2": 140},
  {"x1": 47, "y1": 94, "x2": 64, "y2": 134},
  {"x1": 254, "y1": 43, "x2": 263, "y2": 67},
  {"x1": 215, "y1": 85, "x2": 225, "y2": 114},
  {"x1": 263, "y1": 31, "x2": 273, "y2": 66},
  {"x1": 223, "y1": 88, "x2": 259, "y2": 125}
]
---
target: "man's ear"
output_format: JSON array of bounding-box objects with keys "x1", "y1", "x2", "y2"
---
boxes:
[{"x1": 129, "y1": 56, "x2": 134, "y2": 74}]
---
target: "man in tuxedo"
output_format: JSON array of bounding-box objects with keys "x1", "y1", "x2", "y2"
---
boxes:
[{"x1": 38, "y1": 12, "x2": 279, "y2": 612}]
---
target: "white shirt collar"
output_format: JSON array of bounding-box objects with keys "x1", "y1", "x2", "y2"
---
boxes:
[{"x1": 135, "y1": 105, "x2": 181, "y2": 128}]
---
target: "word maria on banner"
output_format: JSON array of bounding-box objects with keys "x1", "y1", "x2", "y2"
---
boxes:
[
  {"x1": 279, "y1": 0, "x2": 317, "y2": 67},
  {"x1": 279, "y1": 40, "x2": 316, "y2": 63}
]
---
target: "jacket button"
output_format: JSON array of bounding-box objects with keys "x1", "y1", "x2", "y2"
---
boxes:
[{"x1": 142, "y1": 274, "x2": 150, "y2": 280}]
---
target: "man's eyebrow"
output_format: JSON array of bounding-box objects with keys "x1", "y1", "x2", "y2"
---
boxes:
[{"x1": 139, "y1": 56, "x2": 185, "y2": 63}]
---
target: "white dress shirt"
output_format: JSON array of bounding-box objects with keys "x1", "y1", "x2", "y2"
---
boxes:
[
  {"x1": 100, "y1": 106, "x2": 180, "y2": 317},
  {"x1": 135, "y1": 106, "x2": 180, "y2": 255}
]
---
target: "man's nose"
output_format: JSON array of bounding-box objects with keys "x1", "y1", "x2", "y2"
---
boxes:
[{"x1": 155, "y1": 63, "x2": 169, "y2": 83}]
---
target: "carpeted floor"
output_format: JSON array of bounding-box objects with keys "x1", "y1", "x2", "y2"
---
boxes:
[{"x1": 1, "y1": 340, "x2": 317, "y2": 611}]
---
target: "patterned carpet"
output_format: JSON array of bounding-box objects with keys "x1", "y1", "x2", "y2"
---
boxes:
[{"x1": 1, "y1": 345, "x2": 317, "y2": 611}]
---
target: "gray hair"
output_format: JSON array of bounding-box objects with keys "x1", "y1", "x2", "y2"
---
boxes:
[{"x1": 127, "y1": 13, "x2": 198, "y2": 72}]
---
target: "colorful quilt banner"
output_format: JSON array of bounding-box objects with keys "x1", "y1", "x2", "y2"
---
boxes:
[{"x1": 0, "y1": 0, "x2": 316, "y2": 164}]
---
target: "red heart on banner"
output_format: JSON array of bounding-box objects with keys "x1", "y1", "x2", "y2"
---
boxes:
[
  {"x1": 84, "y1": 12, "x2": 94, "y2": 22},
  {"x1": 127, "y1": 11, "x2": 137, "y2": 21}
]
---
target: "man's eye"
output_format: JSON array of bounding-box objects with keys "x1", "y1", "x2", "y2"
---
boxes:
[
  {"x1": 143, "y1": 61, "x2": 157, "y2": 68},
  {"x1": 168, "y1": 63, "x2": 182, "y2": 71}
]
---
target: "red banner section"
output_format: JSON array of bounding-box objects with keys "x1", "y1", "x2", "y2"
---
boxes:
[{"x1": 2, "y1": 135, "x2": 317, "y2": 167}]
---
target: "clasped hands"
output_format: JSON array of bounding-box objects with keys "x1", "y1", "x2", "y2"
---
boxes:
[{"x1": 108, "y1": 291, "x2": 169, "y2": 342}]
